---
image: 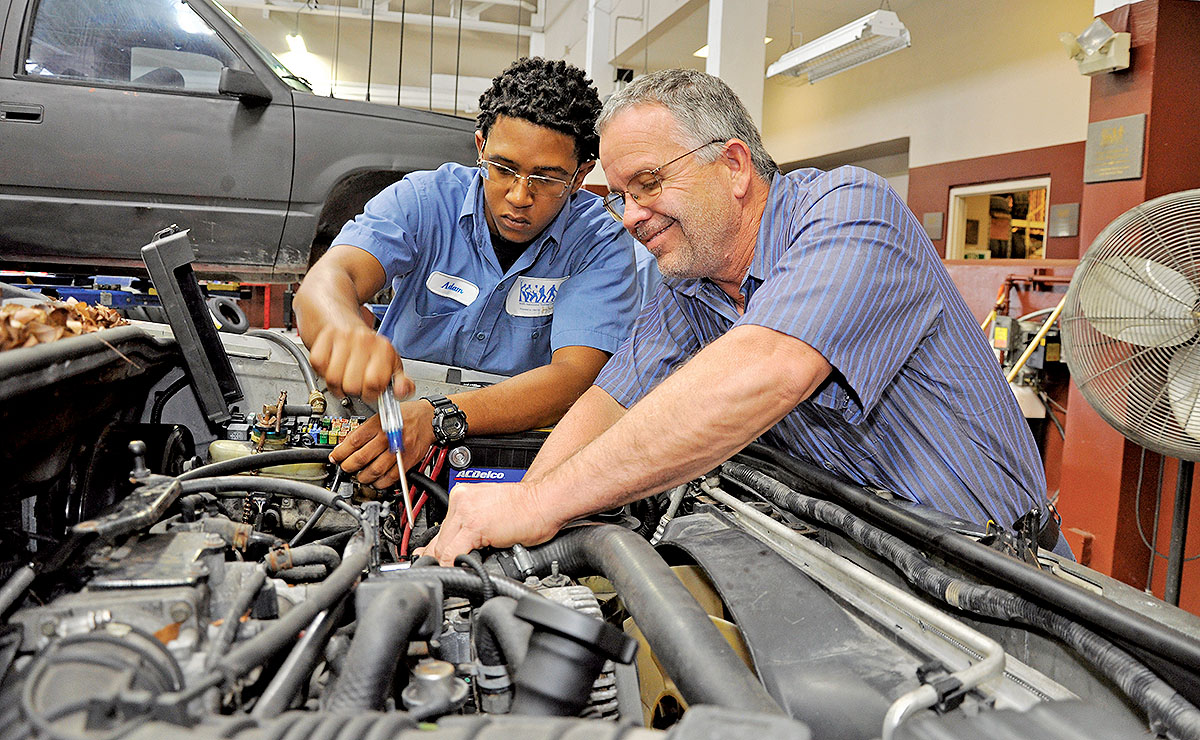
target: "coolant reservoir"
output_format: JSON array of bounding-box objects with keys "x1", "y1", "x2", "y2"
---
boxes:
[{"x1": 207, "y1": 440, "x2": 327, "y2": 483}]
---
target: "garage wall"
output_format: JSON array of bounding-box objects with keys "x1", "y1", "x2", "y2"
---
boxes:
[
  {"x1": 907, "y1": 141, "x2": 1087, "y2": 259},
  {"x1": 228, "y1": 9, "x2": 527, "y2": 108},
  {"x1": 760, "y1": 0, "x2": 1095, "y2": 171}
]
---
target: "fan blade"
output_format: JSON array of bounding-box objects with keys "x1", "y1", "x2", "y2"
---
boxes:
[
  {"x1": 1168, "y1": 344, "x2": 1200, "y2": 441},
  {"x1": 1079, "y1": 255, "x2": 1200, "y2": 347}
]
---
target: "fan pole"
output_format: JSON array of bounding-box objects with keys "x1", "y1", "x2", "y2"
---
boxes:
[{"x1": 1165, "y1": 460, "x2": 1194, "y2": 606}]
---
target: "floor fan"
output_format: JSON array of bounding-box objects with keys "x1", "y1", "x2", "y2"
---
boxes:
[{"x1": 1061, "y1": 188, "x2": 1200, "y2": 605}]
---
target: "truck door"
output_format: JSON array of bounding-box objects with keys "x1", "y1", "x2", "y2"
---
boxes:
[{"x1": 0, "y1": 0, "x2": 293, "y2": 276}]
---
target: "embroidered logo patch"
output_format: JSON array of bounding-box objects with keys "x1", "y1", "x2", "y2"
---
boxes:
[
  {"x1": 506, "y1": 276, "x2": 567, "y2": 317},
  {"x1": 426, "y1": 271, "x2": 479, "y2": 307}
]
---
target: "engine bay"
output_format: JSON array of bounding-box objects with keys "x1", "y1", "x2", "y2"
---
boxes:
[{"x1": 3, "y1": 259, "x2": 1200, "y2": 740}]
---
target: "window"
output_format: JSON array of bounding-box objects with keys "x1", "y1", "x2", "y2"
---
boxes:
[
  {"x1": 946, "y1": 178, "x2": 1050, "y2": 260},
  {"x1": 23, "y1": 0, "x2": 240, "y2": 93}
]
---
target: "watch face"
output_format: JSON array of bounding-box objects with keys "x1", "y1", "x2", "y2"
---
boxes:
[{"x1": 442, "y1": 416, "x2": 466, "y2": 439}]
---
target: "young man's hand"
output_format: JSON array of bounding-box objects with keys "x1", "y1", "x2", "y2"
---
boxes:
[
  {"x1": 308, "y1": 323, "x2": 414, "y2": 402},
  {"x1": 329, "y1": 400, "x2": 436, "y2": 487}
]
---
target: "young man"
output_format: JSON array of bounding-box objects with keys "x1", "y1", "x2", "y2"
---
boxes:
[
  {"x1": 294, "y1": 58, "x2": 650, "y2": 486},
  {"x1": 426, "y1": 69, "x2": 1069, "y2": 563}
]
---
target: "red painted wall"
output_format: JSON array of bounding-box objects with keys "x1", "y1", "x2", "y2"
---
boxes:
[{"x1": 908, "y1": 142, "x2": 1086, "y2": 260}]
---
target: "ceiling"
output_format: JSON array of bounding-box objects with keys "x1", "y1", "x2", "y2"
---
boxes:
[{"x1": 611, "y1": 0, "x2": 920, "y2": 73}]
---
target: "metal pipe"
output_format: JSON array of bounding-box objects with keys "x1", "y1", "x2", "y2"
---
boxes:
[
  {"x1": 705, "y1": 486, "x2": 1006, "y2": 740},
  {"x1": 1166, "y1": 460, "x2": 1194, "y2": 605}
]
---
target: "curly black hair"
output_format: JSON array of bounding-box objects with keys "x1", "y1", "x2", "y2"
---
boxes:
[{"x1": 476, "y1": 57, "x2": 602, "y2": 163}]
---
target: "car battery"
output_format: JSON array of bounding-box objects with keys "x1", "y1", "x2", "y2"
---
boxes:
[{"x1": 445, "y1": 431, "x2": 549, "y2": 491}]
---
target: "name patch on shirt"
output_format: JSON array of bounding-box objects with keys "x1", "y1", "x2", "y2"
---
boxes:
[
  {"x1": 426, "y1": 271, "x2": 479, "y2": 306},
  {"x1": 506, "y1": 276, "x2": 567, "y2": 317}
]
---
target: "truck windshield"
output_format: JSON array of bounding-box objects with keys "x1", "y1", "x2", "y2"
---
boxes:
[{"x1": 210, "y1": 0, "x2": 314, "y2": 93}]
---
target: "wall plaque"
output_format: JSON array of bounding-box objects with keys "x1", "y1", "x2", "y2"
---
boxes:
[
  {"x1": 1048, "y1": 203, "x2": 1080, "y2": 238},
  {"x1": 1084, "y1": 113, "x2": 1145, "y2": 183},
  {"x1": 922, "y1": 211, "x2": 944, "y2": 241}
]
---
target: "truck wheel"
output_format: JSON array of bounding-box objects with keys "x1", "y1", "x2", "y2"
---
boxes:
[
  {"x1": 309, "y1": 171, "x2": 408, "y2": 269},
  {"x1": 208, "y1": 296, "x2": 249, "y2": 334}
]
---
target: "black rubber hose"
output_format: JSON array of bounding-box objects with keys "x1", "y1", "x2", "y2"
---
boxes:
[
  {"x1": 0, "y1": 564, "x2": 36, "y2": 618},
  {"x1": 206, "y1": 564, "x2": 268, "y2": 671},
  {"x1": 454, "y1": 552, "x2": 495, "y2": 602},
  {"x1": 179, "y1": 477, "x2": 357, "y2": 517},
  {"x1": 265, "y1": 544, "x2": 342, "y2": 576},
  {"x1": 392, "y1": 565, "x2": 534, "y2": 602},
  {"x1": 737, "y1": 443, "x2": 1200, "y2": 675},
  {"x1": 246, "y1": 329, "x2": 320, "y2": 396},
  {"x1": 178, "y1": 448, "x2": 333, "y2": 482},
  {"x1": 722, "y1": 461, "x2": 1200, "y2": 740},
  {"x1": 633, "y1": 494, "x2": 661, "y2": 539},
  {"x1": 324, "y1": 582, "x2": 438, "y2": 712},
  {"x1": 521, "y1": 524, "x2": 782, "y2": 715},
  {"x1": 178, "y1": 492, "x2": 216, "y2": 521},
  {"x1": 475, "y1": 595, "x2": 531, "y2": 669},
  {"x1": 409, "y1": 525, "x2": 440, "y2": 552},
  {"x1": 150, "y1": 373, "x2": 191, "y2": 424},
  {"x1": 408, "y1": 471, "x2": 449, "y2": 510},
  {"x1": 216, "y1": 535, "x2": 369, "y2": 683}
]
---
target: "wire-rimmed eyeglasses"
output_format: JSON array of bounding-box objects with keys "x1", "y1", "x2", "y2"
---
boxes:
[
  {"x1": 477, "y1": 158, "x2": 578, "y2": 199},
  {"x1": 601, "y1": 140, "x2": 727, "y2": 221}
]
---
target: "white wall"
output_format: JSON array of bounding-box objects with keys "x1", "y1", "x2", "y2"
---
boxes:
[{"x1": 762, "y1": 0, "x2": 1096, "y2": 169}]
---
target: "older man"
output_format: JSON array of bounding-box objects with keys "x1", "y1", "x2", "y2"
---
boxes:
[{"x1": 426, "y1": 69, "x2": 1063, "y2": 563}]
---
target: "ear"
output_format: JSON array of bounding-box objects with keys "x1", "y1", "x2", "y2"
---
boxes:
[
  {"x1": 474, "y1": 130, "x2": 486, "y2": 157},
  {"x1": 571, "y1": 160, "x2": 597, "y2": 193},
  {"x1": 721, "y1": 139, "x2": 755, "y2": 199}
]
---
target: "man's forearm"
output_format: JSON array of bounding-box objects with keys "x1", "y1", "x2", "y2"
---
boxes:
[
  {"x1": 294, "y1": 268, "x2": 369, "y2": 347},
  {"x1": 525, "y1": 385, "x2": 625, "y2": 481},
  {"x1": 294, "y1": 245, "x2": 387, "y2": 349},
  {"x1": 447, "y1": 346, "x2": 609, "y2": 436},
  {"x1": 525, "y1": 325, "x2": 832, "y2": 530}
]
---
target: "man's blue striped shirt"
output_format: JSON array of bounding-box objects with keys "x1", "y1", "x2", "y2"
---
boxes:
[{"x1": 596, "y1": 166, "x2": 1048, "y2": 529}]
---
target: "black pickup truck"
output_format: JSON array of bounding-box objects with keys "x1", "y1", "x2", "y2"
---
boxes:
[{"x1": 0, "y1": 0, "x2": 475, "y2": 280}]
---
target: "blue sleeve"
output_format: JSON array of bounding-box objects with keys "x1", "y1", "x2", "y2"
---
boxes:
[
  {"x1": 330, "y1": 176, "x2": 424, "y2": 282},
  {"x1": 550, "y1": 220, "x2": 642, "y2": 355},
  {"x1": 595, "y1": 287, "x2": 702, "y2": 409},
  {"x1": 736, "y1": 168, "x2": 942, "y2": 423}
]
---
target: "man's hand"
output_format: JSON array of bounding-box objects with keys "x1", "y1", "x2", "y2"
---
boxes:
[
  {"x1": 330, "y1": 400, "x2": 437, "y2": 487},
  {"x1": 424, "y1": 481, "x2": 561, "y2": 565},
  {"x1": 307, "y1": 323, "x2": 414, "y2": 401}
]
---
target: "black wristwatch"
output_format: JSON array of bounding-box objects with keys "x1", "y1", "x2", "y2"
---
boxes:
[{"x1": 423, "y1": 394, "x2": 468, "y2": 445}]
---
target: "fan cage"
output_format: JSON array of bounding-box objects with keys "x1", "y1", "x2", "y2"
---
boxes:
[{"x1": 1061, "y1": 189, "x2": 1200, "y2": 461}]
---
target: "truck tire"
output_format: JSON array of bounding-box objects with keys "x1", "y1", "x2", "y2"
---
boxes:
[
  {"x1": 208, "y1": 295, "x2": 249, "y2": 334},
  {"x1": 308, "y1": 171, "x2": 409, "y2": 269}
]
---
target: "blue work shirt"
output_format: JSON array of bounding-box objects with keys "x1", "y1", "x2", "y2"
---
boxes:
[
  {"x1": 334, "y1": 163, "x2": 643, "y2": 377},
  {"x1": 598, "y1": 166, "x2": 1050, "y2": 533}
]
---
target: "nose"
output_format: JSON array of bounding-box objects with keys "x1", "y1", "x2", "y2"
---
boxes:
[
  {"x1": 506, "y1": 176, "x2": 534, "y2": 207},
  {"x1": 621, "y1": 194, "x2": 651, "y2": 233}
]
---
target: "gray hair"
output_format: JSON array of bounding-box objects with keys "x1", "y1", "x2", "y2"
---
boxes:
[{"x1": 597, "y1": 69, "x2": 779, "y2": 180}]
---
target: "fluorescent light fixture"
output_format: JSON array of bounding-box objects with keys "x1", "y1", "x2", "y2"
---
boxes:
[
  {"x1": 286, "y1": 32, "x2": 307, "y2": 54},
  {"x1": 766, "y1": 10, "x2": 909, "y2": 84},
  {"x1": 694, "y1": 37, "x2": 773, "y2": 59}
]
